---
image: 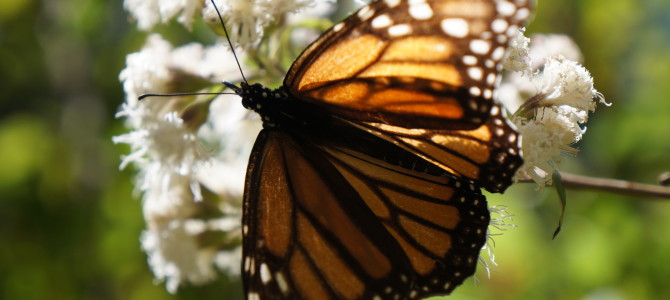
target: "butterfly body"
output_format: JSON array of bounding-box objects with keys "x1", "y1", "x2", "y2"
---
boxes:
[
  {"x1": 232, "y1": 0, "x2": 532, "y2": 299},
  {"x1": 229, "y1": 82, "x2": 451, "y2": 177}
]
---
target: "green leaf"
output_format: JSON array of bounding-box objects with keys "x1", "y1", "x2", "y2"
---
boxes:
[{"x1": 552, "y1": 170, "x2": 567, "y2": 239}]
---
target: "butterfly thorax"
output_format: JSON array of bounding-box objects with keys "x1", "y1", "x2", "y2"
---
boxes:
[
  {"x1": 232, "y1": 81, "x2": 338, "y2": 133},
  {"x1": 233, "y1": 83, "x2": 467, "y2": 182}
]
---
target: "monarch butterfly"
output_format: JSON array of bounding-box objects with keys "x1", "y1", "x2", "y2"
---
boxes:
[{"x1": 217, "y1": 0, "x2": 530, "y2": 299}]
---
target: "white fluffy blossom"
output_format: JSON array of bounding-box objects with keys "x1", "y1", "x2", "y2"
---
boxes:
[
  {"x1": 125, "y1": 0, "x2": 316, "y2": 48},
  {"x1": 141, "y1": 220, "x2": 218, "y2": 293},
  {"x1": 138, "y1": 211, "x2": 244, "y2": 293},
  {"x1": 501, "y1": 31, "x2": 608, "y2": 186},
  {"x1": 170, "y1": 41, "x2": 247, "y2": 82},
  {"x1": 119, "y1": 34, "x2": 245, "y2": 104},
  {"x1": 116, "y1": 0, "x2": 333, "y2": 293},
  {"x1": 529, "y1": 34, "x2": 583, "y2": 68},
  {"x1": 114, "y1": 108, "x2": 207, "y2": 205},
  {"x1": 124, "y1": 0, "x2": 203, "y2": 31},
  {"x1": 534, "y1": 56, "x2": 605, "y2": 112},
  {"x1": 515, "y1": 107, "x2": 586, "y2": 184},
  {"x1": 503, "y1": 29, "x2": 532, "y2": 72},
  {"x1": 203, "y1": 0, "x2": 314, "y2": 49},
  {"x1": 197, "y1": 96, "x2": 262, "y2": 196},
  {"x1": 115, "y1": 33, "x2": 255, "y2": 292},
  {"x1": 113, "y1": 89, "x2": 218, "y2": 292},
  {"x1": 114, "y1": 94, "x2": 250, "y2": 292},
  {"x1": 119, "y1": 34, "x2": 174, "y2": 106}
]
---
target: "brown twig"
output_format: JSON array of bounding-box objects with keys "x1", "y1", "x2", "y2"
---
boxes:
[{"x1": 518, "y1": 172, "x2": 670, "y2": 199}]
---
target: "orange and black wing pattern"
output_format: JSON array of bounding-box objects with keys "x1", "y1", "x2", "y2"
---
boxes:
[
  {"x1": 242, "y1": 129, "x2": 489, "y2": 300},
  {"x1": 285, "y1": 0, "x2": 533, "y2": 130},
  {"x1": 350, "y1": 102, "x2": 522, "y2": 193},
  {"x1": 235, "y1": 0, "x2": 533, "y2": 299}
]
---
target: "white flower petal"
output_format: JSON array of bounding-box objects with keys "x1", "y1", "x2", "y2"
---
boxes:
[
  {"x1": 141, "y1": 222, "x2": 217, "y2": 294},
  {"x1": 124, "y1": 0, "x2": 203, "y2": 31},
  {"x1": 529, "y1": 34, "x2": 583, "y2": 68},
  {"x1": 503, "y1": 29, "x2": 532, "y2": 73},
  {"x1": 536, "y1": 56, "x2": 600, "y2": 112},
  {"x1": 203, "y1": 0, "x2": 315, "y2": 49},
  {"x1": 196, "y1": 94, "x2": 261, "y2": 196},
  {"x1": 119, "y1": 34, "x2": 173, "y2": 106},
  {"x1": 513, "y1": 106, "x2": 587, "y2": 186}
]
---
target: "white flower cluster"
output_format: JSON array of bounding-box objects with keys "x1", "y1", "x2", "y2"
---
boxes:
[
  {"x1": 119, "y1": 33, "x2": 246, "y2": 103},
  {"x1": 124, "y1": 0, "x2": 204, "y2": 31},
  {"x1": 124, "y1": 0, "x2": 316, "y2": 49},
  {"x1": 500, "y1": 31, "x2": 609, "y2": 187},
  {"x1": 115, "y1": 34, "x2": 259, "y2": 292},
  {"x1": 113, "y1": 97, "x2": 217, "y2": 293},
  {"x1": 204, "y1": 0, "x2": 315, "y2": 48},
  {"x1": 117, "y1": 0, "x2": 330, "y2": 293}
]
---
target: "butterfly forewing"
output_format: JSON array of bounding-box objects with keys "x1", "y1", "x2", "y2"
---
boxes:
[{"x1": 285, "y1": 0, "x2": 533, "y2": 129}]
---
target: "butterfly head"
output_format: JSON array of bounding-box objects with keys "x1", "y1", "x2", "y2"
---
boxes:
[{"x1": 226, "y1": 81, "x2": 289, "y2": 128}]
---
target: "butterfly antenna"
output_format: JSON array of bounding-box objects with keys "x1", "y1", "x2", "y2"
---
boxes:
[
  {"x1": 210, "y1": 0, "x2": 248, "y2": 84},
  {"x1": 138, "y1": 92, "x2": 237, "y2": 101}
]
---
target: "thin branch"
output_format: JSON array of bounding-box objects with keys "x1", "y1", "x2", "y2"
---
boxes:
[{"x1": 518, "y1": 172, "x2": 670, "y2": 199}]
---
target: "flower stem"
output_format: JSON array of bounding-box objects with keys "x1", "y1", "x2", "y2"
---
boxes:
[
  {"x1": 513, "y1": 92, "x2": 546, "y2": 119},
  {"x1": 519, "y1": 172, "x2": 670, "y2": 199}
]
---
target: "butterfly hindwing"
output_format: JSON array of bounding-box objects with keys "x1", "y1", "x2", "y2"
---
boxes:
[
  {"x1": 349, "y1": 102, "x2": 522, "y2": 193},
  {"x1": 243, "y1": 128, "x2": 491, "y2": 299},
  {"x1": 285, "y1": 0, "x2": 533, "y2": 129},
  {"x1": 243, "y1": 130, "x2": 416, "y2": 300},
  {"x1": 319, "y1": 144, "x2": 490, "y2": 298}
]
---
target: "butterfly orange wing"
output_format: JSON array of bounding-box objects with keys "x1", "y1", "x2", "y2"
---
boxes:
[
  {"x1": 319, "y1": 142, "x2": 490, "y2": 299},
  {"x1": 240, "y1": 0, "x2": 533, "y2": 298},
  {"x1": 243, "y1": 129, "x2": 489, "y2": 299},
  {"x1": 285, "y1": 0, "x2": 533, "y2": 130},
  {"x1": 350, "y1": 102, "x2": 522, "y2": 192}
]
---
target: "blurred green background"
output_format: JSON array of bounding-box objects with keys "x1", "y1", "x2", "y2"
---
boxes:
[{"x1": 1, "y1": 0, "x2": 668, "y2": 299}]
